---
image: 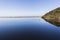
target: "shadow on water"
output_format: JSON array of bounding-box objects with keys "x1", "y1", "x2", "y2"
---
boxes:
[{"x1": 0, "y1": 18, "x2": 60, "y2": 40}]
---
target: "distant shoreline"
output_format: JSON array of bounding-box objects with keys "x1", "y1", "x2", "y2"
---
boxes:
[{"x1": 0, "y1": 16, "x2": 40, "y2": 18}]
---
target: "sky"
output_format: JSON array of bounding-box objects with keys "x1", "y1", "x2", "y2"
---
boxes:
[{"x1": 0, "y1": 0, "x2": 60, "y2": 16}]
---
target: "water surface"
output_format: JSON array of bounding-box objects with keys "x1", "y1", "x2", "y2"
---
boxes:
[{"x1": 0, "y1": 18, "x2": 60, "y2": 40}]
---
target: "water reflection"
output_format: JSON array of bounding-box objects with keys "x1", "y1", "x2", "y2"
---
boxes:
[{"x1": 0, "y1": 18, "x2": 60, "y2": 40}]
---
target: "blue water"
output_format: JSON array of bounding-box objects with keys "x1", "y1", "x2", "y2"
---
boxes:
[{"x1": 0, "y1": 18, "x2": 60, "y2": 40}]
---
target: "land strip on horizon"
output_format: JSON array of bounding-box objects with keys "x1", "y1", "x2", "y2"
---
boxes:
[{"x1": 0, "y1": 16, "x2": 41, "y2": 18}]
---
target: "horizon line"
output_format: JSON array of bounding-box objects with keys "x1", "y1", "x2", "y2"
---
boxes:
[{"x1": 0, "y1": 16, "x2": 41, "y2": 18}]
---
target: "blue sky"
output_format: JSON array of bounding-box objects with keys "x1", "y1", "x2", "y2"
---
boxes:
[{"x1": 0, "y1": 0, "x2": 60, "y2": 16}]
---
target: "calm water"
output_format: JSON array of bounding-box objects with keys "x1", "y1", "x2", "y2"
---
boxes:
[{"x1": 0, "y1": 18, "x2": 60, "y2": 40}]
